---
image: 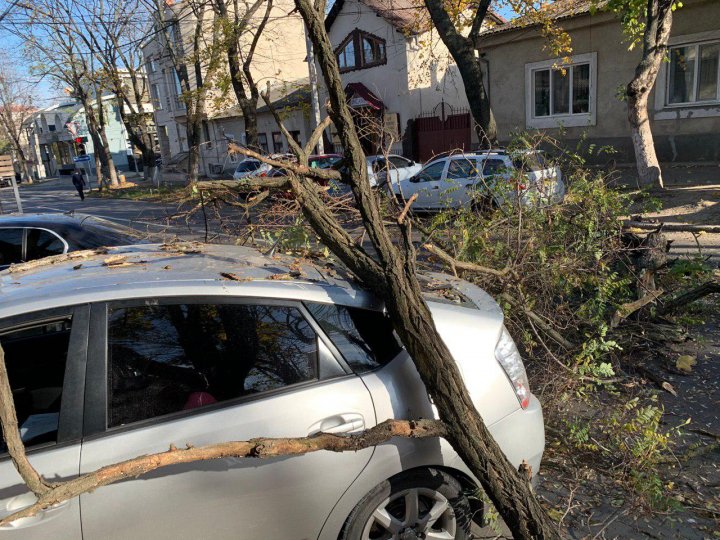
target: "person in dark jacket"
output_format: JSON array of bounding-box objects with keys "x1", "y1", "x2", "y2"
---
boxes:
[{"x1": 71, "y1": 170, "x2": 86, "y2": 201}]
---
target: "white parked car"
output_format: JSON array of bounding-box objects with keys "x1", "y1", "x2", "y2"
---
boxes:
[
  {"x1": 394, "y1": 150, "x2": 566, "y2": 212},
  {"x1": 366, "y1": 154, "x2": 422, "y2": 188},
  {"x1": 232, "y1": 158, "x2": 272, "y2": 180}
]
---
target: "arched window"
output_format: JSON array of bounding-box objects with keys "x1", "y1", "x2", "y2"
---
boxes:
[{"x1": 336, "y1": 30, "x2": 387, "y2": 73}]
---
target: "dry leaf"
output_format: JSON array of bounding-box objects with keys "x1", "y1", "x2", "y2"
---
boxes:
[
  {"x1": 661, "y1": 381, "x2": 677, "y2": 396},
  {"x1": 676, "y1": 355, "x2": 697, "y2": 373},
  {"x1": 103, "y1": 255, "x2": 128, "y2": 267},
  {"x1": 220, "y1": 272, "x2": 251, "y2": 282}
]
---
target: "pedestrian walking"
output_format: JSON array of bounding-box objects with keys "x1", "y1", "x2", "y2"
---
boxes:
[{"x1": 71, "y1": 169, "x2": 86, "y2": 201}]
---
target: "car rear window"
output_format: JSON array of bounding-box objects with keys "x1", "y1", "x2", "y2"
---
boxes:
[
  {"x1": 236, "y1": 160, "x2": 261, "y2": 173},
  {"x1": 306, "y1": 303, "x2": 403, "y2": 373},
  {"x1": 512, "y1": 152, "x2": 547, "y2": 172}
]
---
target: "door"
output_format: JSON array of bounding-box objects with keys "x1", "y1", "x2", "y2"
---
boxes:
[
  {"x1": 0, "y1": 306, "x2": 88, "y2": 539},
  {"x1": 79, "y1": 299, "x2": 376, "y2": 540},
  {"x1": 444, "y1": 157, "x2": 482, "y2": 208},
  {"x1": 410, "y1": 160, "x2": 448, "y2": 210},
  {"x1": 481, "y1": 157, "x2": 514, "y2": 205}
]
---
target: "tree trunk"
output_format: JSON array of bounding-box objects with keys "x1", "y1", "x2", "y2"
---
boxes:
[
  {"x1": 626, "y1": 0, "x2": 674, "y2": 190},
  {"x1": 186, "y1": 113, "x2": 202, "y2": 184},
  {"x1": 240, "y1": 98, "x2": 259, "y2": 149},
  {"x1": 628, "y1": 90, "x2": 662, "y2": 188},
  {"x1": 423, "y1": 0, "x2": 497, "y2": 147},
  {"x1": 116, "y1": 98, "x2": 156, "y2": 181},
  {"x1": 293, "y1": 0, "x2": 560, "y2": 537}
]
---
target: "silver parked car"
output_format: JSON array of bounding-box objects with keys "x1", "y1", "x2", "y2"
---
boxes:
[
  {"x1": 394, "y1": 150, "x2": 565, "y2": 212},
  {"x1": 0, "y1": 244, "x2": 544, "y2": 539},
  {"x1": 366, "y1": 154, "x2": 422, "y2": 188}
]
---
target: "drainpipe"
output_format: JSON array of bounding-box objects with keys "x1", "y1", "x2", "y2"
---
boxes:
[{"x1": 477, "y1": 51, "x2": 490, "y2": 105}]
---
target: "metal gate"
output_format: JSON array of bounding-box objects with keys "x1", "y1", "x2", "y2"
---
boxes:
[{"x1": 413, "y1": 102, "x2": 472, "y2": 162}]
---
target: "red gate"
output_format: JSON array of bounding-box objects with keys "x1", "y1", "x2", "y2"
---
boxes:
[{"x1": 413, "y1": 102, "x2": 472, "y2": 162}]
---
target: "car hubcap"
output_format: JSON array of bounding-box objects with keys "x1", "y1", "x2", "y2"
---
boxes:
[{"x1": 361, "y1": 487, "x2": 456, "y2": 540}]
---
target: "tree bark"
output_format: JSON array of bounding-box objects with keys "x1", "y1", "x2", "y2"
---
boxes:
[
  {"x1": 626, "y1": 0, "x2": 674, "y2": 189},
  {"x1": 423, "y1": 0, "x2": 497, "y2": 147},
  {"x1": 290, "y1": 1, "x2": 560, "y2": 537}
]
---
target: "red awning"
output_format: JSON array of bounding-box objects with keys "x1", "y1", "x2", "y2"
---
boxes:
[{"x1": 345, "y1": 83, "x2": 384, "y2": 110}]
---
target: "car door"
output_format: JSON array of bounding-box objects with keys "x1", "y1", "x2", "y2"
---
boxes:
[
  {"x1": 444, "y1": 157, "x2": 482, "y2": 208},
  {"x1": 25, "y1": 229, "x2": 68, "y2": 261},
  {"x1": 481, "y1": 157, "x2": 513, "y2": 204},
  {"x1": 78, "y1": 298, "x2": 376, "y2": 540},
  {"x1": 0, "y1": 306, "x2": 88, "y2": 539},
  {"x1": 411, "y1": 160, "x2": 448, "y2": 210},
  {"x1": 386, "y1": 156, "x2": 417, "y2": 187}
]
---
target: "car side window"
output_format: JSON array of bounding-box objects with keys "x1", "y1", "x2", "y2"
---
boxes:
[
  {"x1": 388, "y1": 156, "x2": 410, "y2": 168},
  {"x1": 447, "y1": 159, "x2": 479, "y2": 180},
  {"x1": 416, "y1": 161, "x2": 446, "y2": 182},
  {"x1": 306, "y1": 303, "x2": 403, "y2": 373},
  {"x1": 106, "y1": 303, "x2": 318, "y2": 428},
  {"x1": 26, "y1": 229, "x2": 65, "y2": 260},
  {"x1": 482, "y1": 159, "x2": 508, "y2": 177},
  {"x1": 0, "y1": 228, "x2": 23, "y2": 266},
  {"x1": 0, "y1": 318, "x2": 72, "y2": 450}
]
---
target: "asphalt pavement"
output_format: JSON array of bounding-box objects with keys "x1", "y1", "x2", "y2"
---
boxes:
[{"x1": 0, "y1": 178, "x2": 204, "y2": 241}]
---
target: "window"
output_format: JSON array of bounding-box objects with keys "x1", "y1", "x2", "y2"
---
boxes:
[
  {"x1": 26, "y1": 229, "x2": 65, "y2": 260},
  {"x1": 0, "y1": 318, "x2": 72, "y2": 450},
  {"x1": 336, "y1": 30, "x2": 387, "y2": 73},
  {"x1": 272, "y1": 131, "x2": 284, "y2": 153},
  {"x1": 288, "y1": 130, "x2": 301, "y2": 147},
  {"x1": 48, "y1": 125, "x2": 57, "y2": 132},
  {"x1": 482, "y1": 158, "x2": 509, "y2": 177},
  {"x1": 107, "y1": 303, "x2": 318, "y2": 428},
  {"x1": 447, "y1": 158, "x2": 479, "y2": 179},
  {"x1": 235, "y1": 160, "x2": 262, "y2": 173},
  {"x1": 525, "y1": 53, "x2": 596, "y2": 128},
  {"x1": 668, "y1": 41, "x2": 720, "y2": 104},
  {"x1": 388, "y1": 156, "x2": 411, "y2": 168},
  {"x1": 146, "y1": 59, "x2": 156, "y2": 74},
  {"x1": 0, "y1": 228, "x2": 23, "y2": 267},
  {"x1": 258, "y1": 133, "x2": 269, "y2": 153},
  {"x1": 151, "y1": 84, "x2": 163, "y2": 110},
  {"x1": 306, "y1": 303, "x2": 402, "y2": 373},
  {"x1": 202, "y1": 120, "x2": 212, "y2": 148},
  {"x1": 415, "y1": 160, "x2": 446, "y2": 182}
]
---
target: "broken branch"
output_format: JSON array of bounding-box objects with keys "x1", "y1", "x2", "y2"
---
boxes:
[
  {"x1": 610, "y1": 288, "x2": 664, "y2": 328},
  {"x1": 397, "y1": 193, "x2": 418, "y2": 225},
  {"x1": 0, "y1": 418, "x2": 444, "y2": 526},
  {"x1": 423, "y1": 243, "x2": 511, "y2": 277}
]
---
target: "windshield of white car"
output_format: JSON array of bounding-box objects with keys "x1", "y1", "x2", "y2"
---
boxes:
[{"x1": 236, "y1": 161, "x2": 261, "y2": 172}]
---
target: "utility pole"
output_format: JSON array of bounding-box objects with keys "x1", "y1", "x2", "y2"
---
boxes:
[{"x1": 305, "y1": 29, "x2": 325, "y2": 154}]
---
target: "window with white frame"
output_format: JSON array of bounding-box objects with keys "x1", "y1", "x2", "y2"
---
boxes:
[
  {"x1": 525, "y1": 53, "x2": 597, "y2": 129},
  {"x1": 667, "y1": 41, "x2": 719, "y2": 105},
  {"x1": 150, "y1": 84, "x2": 163, "y2": 110}
]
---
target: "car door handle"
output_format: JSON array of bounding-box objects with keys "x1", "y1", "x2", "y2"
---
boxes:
[
  {"x1": 431, "y1": 186, "x2": 440, "y2": 189},
  {"x1": 0, "y1": 493, "x2": 70, "y2": 529},
  {"x1": 308, "y1": 413, "x2": 365, "y2": 436}
]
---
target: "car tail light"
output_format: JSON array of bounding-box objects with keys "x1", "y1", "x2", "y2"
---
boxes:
[
  {"x1": 260, "y1": 171, "x2": 267, "y2": 177},
  {"x1": 494, "y1": 326, "x2": 531, "y2": 409}
]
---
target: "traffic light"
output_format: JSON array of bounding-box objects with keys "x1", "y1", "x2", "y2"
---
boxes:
[{"x1": 74, "y1": 136, "x2": 88, "y2": 156}]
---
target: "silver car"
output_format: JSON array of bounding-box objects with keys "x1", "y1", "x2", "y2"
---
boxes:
[
  {"x1": 394, "y1": 150, "x2": 565, "y2": 212},
  {"x1": 0, "y1": 244, "x2": 544, "y2": 539}
]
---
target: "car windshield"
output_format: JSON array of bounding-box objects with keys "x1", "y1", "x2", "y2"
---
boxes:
[
  {"x1": 511, "y1": 151, "x2": 547, "y2": 172},
  {"x1": 236, "y1": 160, "x2": 261, "y2": 173}
]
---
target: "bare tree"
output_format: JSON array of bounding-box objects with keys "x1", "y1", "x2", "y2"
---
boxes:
[
  {"x1": 12, "y1": 0, "x2": 120, "y2": 187},
  {"x1": 0, "y1": 54, "x2": 35, "y2": 183},
  {"x1": 212, "y1": 0, "x2": 273, "y2": 150},
  {"x1": 74, "y1": 0, "x2": 159, "y2": 181},
  {"x1": 147, "y1": 0, "x2": 224, "y2": 184}
]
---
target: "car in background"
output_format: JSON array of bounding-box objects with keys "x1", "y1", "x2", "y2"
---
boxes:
[
  {"x1": 0, "y1": 213, "x2": 146, "y2": 269},
  {"x1": 232, "y1": 158, "x2": 272, "y2": 180},
  {"x1": 0, "y1": 243, "x2": 543, "y2": 539},
  {"x1": 393, "y1": 150, "x2": 565, "y2": 212},
  {"x1": 366, "y1": 154, "x2": 422, "y2": 188}
]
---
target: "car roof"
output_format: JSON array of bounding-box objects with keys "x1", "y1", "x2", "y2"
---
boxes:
[
  {"x1": 0, "y1": 243, "x2": 501, "y2": 321},
  {"x1": 0, "y1": 212, "x2": 94, "y2": 228}
]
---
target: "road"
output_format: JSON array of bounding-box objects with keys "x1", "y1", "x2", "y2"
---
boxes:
[{"x1": 0, "y1": 178, "x2": 209, "y2": 241}]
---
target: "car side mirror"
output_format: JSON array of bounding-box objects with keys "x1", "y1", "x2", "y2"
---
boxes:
[{"x1": 409, "y1": 175, "x2": 419, "y2": 183}]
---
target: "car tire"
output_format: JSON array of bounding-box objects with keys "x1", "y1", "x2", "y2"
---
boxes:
[{"x1": 340, "y1": 468, "x2": 472, "y2": 540}]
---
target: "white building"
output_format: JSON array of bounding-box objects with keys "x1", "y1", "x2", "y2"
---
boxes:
[{"x1": 323, "y1": 0, "x2": 504, "y2": 160}]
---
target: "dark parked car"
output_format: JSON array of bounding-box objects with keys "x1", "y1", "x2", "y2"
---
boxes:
[{"x1": 0, "y1": 213, "x2": 146, "y2": 269}]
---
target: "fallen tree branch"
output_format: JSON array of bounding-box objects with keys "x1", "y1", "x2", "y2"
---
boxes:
[
  {"x1": 610, "y1": 288, "x2": 664, "y2": 328},
  {"x1": 227, "y1": 143, "x2": 340, "y2": 182},
  {"x1": 197, "y1": 178, "x2": 290, "y2": 191},
  {"x1": 423, "y1": 243, "x2": 511, "y2": 277},
  {"x1": 658, "y1": 280, "x2": 720, "y2": 315},
  {"x1": 8, "y1": 248, "x2": 108, "y2": 274},
  {"x1": 397, "y1": 193, "x2": 417, "y2": 225},
  {"x1": 623, "y1": 220, "x2": 720, "y2": 234},
  {"x1": 0, "y1": 418, "x2": 445, "y2": 526},
  {"x1": 0, "y1": 345, "x2": 55, "y2": 496}
]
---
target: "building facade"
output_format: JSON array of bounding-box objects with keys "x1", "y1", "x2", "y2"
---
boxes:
[
  {"x1": 476, "y1": 0, "x2": 720, "y2": 163},
  {"x1": 141, "y1": 0, "x2": 312, "y2": 177},
  {"x1": 322, "y1": 0, "x2": 504, "y2": 160}
]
